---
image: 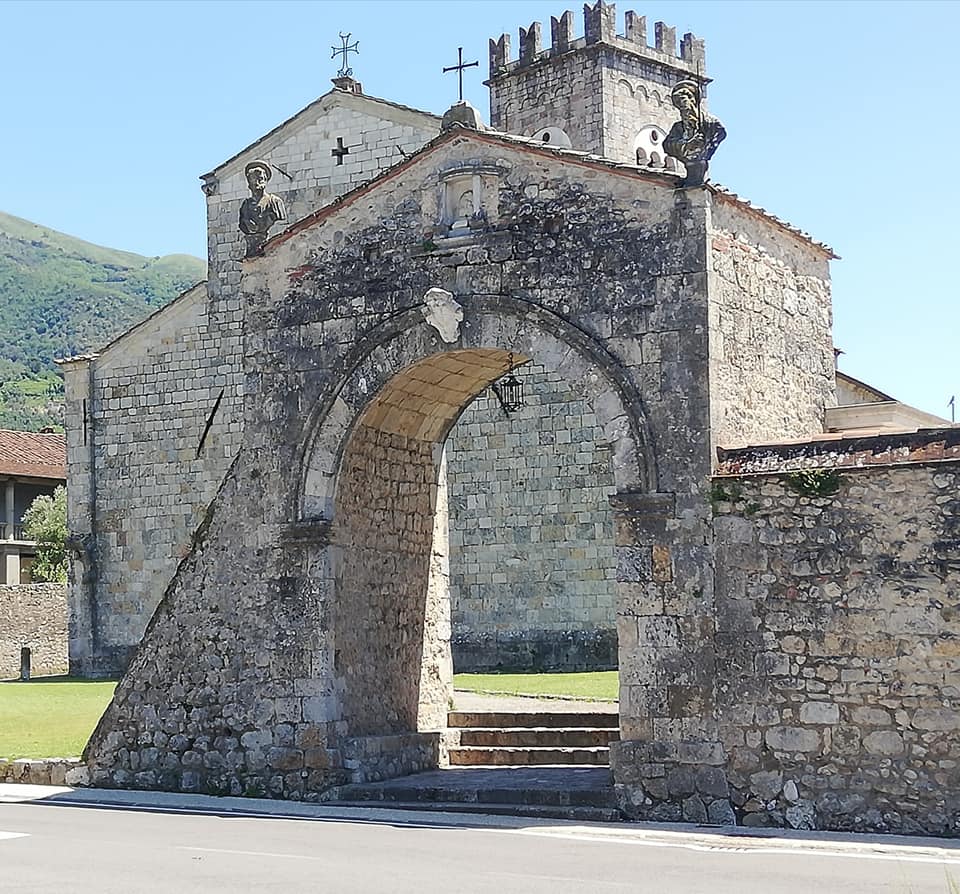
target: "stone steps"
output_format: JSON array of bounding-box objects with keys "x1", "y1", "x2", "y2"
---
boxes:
[
  {"x1": 448, "y1": 746, "x2": 610, "y2": 766},
  {"x1": 327, "y1": 765, "x2": 619, "y2": 822},
  {"x1": 447, "y1": 710, "x2": 618, "y2": 767},
  {"x1": 448, "y1": 711, "x2": 617, "y2": 729},
  {"x1": 458, "y1": 727, "x2": 618, "y2": 748},
  {"x1": 329, "y1": 799, "x2": 621, "y2": 823}
]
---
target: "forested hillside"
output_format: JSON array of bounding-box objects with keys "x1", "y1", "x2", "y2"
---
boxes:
[{"x1": 0, "y1": 211, "x2": 205, "y2": 430}]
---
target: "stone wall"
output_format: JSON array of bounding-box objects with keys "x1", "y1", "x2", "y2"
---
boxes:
[
  {"x1": 614, "y1": 445, "x2": 960, "y2": 836},
  {"x1": 0, "y1": 583, "x2": 67, "y2": 678},
  {"x1": 446, "y1": 362, "x2": 618, "y2": 671},
  {"x1": 62, "y1": 285, "x2": 239, "y2": 677},
  {"x1": 707, "y1": 195, "x2": 835, "y2": 450}
]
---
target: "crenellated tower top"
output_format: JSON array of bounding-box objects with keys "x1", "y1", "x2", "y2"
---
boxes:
[{"x1": 487, "y1": 2, "x2": 710, "y2": 166}]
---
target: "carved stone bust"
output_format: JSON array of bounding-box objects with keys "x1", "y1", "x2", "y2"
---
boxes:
[
  {"x1": 239, "y1": 160, "x2": 287, "y2": 257},
  {"x1": 663, "y1": 80, "x2": 727, "y2": 188}
]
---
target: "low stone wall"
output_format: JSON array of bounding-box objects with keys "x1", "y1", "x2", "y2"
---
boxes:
[
  {"x1": 0, "y1": 758, "x2": 89, "y2": 787},
  {"x1": 0, "y1": 583, "x2": 68, "y2": 679},
  {"x1": 341, "y1": 733, "x2": 442, "y2": 784},
  {"x1": 613, "y1": 456, "x2": 960, "y2": 836}
]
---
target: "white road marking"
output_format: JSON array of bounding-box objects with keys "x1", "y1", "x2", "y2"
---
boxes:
[
  {"x1": 509, "y1": 827, "x2": 960, "y2": 866},
  {"x1": 0, "y1": 831, "x2": 29, "y2": 841},
  {"x1": 0, "y1": 784, "x2": 73, "y2": 802},
  {"x1": 179, "y1": 846, "x2": 329, "y2": 862}
]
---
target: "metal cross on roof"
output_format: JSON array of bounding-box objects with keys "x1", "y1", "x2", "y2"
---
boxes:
[
  {"x1": 331, "y1": 32, "x2": 359, "y2": 78},
  {"x1": 443, "y1": 47, "x2": 479, "y2": 103}
]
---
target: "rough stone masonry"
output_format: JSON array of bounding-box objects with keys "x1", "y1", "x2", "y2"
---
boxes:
[{"x1": 63, "y1": 1, "x2": 958, "y2": 836}]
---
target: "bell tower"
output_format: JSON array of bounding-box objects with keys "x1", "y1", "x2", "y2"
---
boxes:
[{"x1": 487, "y1": 1, "x2": 709, "y2": 168}]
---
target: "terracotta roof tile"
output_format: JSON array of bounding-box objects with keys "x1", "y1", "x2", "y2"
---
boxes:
[{"x1": 0, "y1": 429, "x2": 66, "y2": 479}]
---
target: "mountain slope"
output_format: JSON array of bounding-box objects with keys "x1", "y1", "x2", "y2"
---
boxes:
[{"x1": 0, "y1": 211, "x2": 206, "y2": 431}]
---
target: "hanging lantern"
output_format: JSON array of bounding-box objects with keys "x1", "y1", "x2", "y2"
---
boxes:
[{"x1": 493, "y1": 353, "x2": 524, "y2": 414}]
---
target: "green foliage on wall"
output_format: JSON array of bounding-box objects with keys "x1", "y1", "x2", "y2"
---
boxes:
[
  {"x1": 21, "y1": 485, "x2": 68, "y2": 583},
  {"x1": 782, "y1": 468, "x2": 842, "y2": 498},
  {"x1": 0, "y1": 211, "x2": 205, "y2": 431}
]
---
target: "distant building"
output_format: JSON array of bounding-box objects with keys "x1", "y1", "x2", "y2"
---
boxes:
[{"x1": 0, "y1": 429, "x2": 66, "y2": 584}]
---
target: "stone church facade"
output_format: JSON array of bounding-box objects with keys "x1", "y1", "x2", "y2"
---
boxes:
[{"x1": 62, "y1": 3, "x2": 959, "y2": 834}]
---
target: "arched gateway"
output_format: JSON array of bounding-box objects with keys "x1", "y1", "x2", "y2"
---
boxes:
[
  {"x1": 83, "y1": 125, "x2": 731, "y2": 801},
  {"x1": 69, "y1": 3, "x2": 958, "y2": 837}
]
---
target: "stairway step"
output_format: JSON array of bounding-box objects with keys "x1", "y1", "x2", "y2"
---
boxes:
[
  {"x1": 448, "y1": 711, "x2": 618, "y2": 730},
  {"x1": 327, "y1": 799, "x2": 622, "y2": 822},
  {"x1": 334, "y1": 780, "x2": 616, "y2": 809},
  {"x1": 458, "y1": 728, "x2": 619, "y2": 748},
  {"x1": 448, "y1": 746, "x2": 610, "y2": 766}
]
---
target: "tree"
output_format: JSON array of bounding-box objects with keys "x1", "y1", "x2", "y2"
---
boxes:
[{"x1": 21, "y1": 485, "x2": 68, "y2": 583}]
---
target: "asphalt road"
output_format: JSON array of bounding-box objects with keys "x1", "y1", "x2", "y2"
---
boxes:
[{"x1": 3, "y1": 795, "x2": 960, "y2": 893}]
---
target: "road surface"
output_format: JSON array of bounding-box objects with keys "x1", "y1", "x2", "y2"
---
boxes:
[{"x1": 2, "y1": 785, "x2": 959, "y2": 893}]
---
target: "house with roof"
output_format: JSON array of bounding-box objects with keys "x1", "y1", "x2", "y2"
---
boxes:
[{"x1": 0, "y1": 428, "x2": 66, "y2": 585}]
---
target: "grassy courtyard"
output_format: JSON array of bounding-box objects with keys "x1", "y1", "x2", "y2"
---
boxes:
[
  {"x1": 453, "y1": 671, "x2": 618, "y2": 702},
  {"x1": 0, "y1": 672, "x2": 616, "y2": 760},
  {"x1": 0, "y1": 676, "x2": 116, "y2": 759}
]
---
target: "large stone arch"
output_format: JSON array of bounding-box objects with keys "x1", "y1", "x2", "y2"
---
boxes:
[
  {"x1": 84, "y1": 295, "x2": 693, "y2": 798},
  {"x1": 298, "y1": 297, "x2": 656, "y2": 523},
  {"x1": 290, "y1": 299, "x2": 656, "y2": 757}
]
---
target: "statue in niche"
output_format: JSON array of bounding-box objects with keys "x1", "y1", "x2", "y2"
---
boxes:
[
  {"x1": 238, "y1": 160, "x2": 287, "y2": 257},
  {"x1": 663, "y1": 80, "x2": 726, "y2": 188},
  {"x1": 456, "y1": 189, "x2": 474, "y2": 220}
]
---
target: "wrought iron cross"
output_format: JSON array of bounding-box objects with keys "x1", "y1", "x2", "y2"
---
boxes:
[
  {"x1": 331, "y1": 32, "x2": 359, "y2": 78},
  {"x1": 443, "y1": 47, "x2": 479, "y2": 102}
]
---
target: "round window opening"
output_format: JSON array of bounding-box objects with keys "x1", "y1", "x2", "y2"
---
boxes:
[
  {"x1": 650, "y1": 131, "x2": 659, "y2": 143},
  {"x1": 542, "y1": 133, "x2": 551, "y2": 143}
]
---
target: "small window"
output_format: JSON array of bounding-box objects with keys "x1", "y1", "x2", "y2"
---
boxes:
[{"x1": 529, "y1": 126, "x2": 572, "y2": 149}]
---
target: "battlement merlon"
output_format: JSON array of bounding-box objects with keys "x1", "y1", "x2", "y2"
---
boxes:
[{"x1": 487, "y1": 2, "x2": 707, "y2": 81}]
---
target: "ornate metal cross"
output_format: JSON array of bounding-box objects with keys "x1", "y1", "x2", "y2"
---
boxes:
[
  {"x1": 331, "y1": 32, "x2": 359, "y2": 78},
  {"x1": 443, "y1": 47, "x2": 479, "y2": 102}
]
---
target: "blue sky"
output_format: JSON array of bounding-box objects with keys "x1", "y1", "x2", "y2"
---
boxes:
[{"x1": 4, "y1": 0, "x2": 957, "y2": 417}]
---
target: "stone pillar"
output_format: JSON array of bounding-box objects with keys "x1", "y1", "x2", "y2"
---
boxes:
[
  {"x1": 4, "y1": 479, "x2": 14, "y2": 540},
  {"x1": 60, "y1": 357, "x2": 98, "y2": 676},
  {"x1": 418, "y1": 445, "x2": 453, "y2": 734},
  {"x1": 610, "y1": 490, "x2": 731, "y2": 824},
  {"x1": 5, "y1": 551, "x2": 20, "y2": 586}
]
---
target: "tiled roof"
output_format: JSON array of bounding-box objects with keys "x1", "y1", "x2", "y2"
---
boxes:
[
  {"x1": 715, "y1": 426, "x2": 960, "y2": 476},
  {"x1": 0, "y1": 429, "x2": 67, "y2": 479}
]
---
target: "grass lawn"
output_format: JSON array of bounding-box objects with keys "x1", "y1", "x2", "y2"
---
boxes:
[
  {"x1": 453, "y1": 671, "x2": 618, "y2": 702},
  {"x1": 0, "y1": 676, "x2": 116, "y2": 759}
]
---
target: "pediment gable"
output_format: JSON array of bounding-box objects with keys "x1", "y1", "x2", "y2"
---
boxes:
[{"x1": 201, "y1": 88, "x2": 441, "y2": 184}]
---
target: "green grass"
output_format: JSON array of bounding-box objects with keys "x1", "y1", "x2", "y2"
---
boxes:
[
  {"x1": 0, "y1": 676, "x2": 116, "y2": 759},
  {"x1": 453, "y1": 671, "x2": 618, "y2": 702}
]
